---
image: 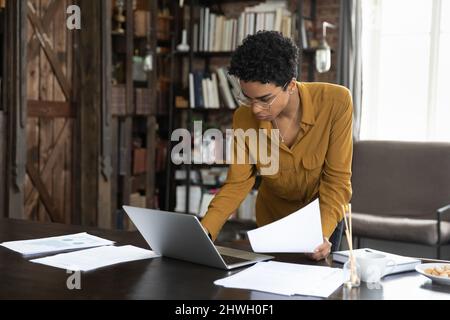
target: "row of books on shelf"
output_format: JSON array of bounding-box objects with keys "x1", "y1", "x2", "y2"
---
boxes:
[
  {"x1": 131, "y1": 126, "x2": 169, "y2": 177},
  {"x1": 157, "y1": 9, "x2": 172, "y2": 41},
  {"x1": 175, "y1": 167, "x2": 228, "y2": 187},
  {"x1": 172, "y1": 132, "x2": 232, "y2": 167},
  {"x1": 111, "y1": 87, "x2": 153, "y2": 115},
  {"x1": 132, "y1": 148, "x2": 147, "y2": 175},
  {"x1": 193, "y1": 1, "x2": 293, "y2": 53},
  {"x1": 188, "y1": 67, "x2": 239, "y2": 109},
  {"x1": 175, "y1": 185, "x2": 257, "y2": 222},
  {"x1": 155, "y1": 139, "x2": 168, "y2": 173}
]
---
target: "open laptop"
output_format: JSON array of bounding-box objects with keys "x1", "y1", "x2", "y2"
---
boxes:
[{"x1": 123, "y1": 206, "x2": 273, "y2": 270}]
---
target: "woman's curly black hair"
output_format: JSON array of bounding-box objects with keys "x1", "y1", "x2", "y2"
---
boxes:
[{"x1": 229, "y1": 31, "x2": 299, "y2": 89}]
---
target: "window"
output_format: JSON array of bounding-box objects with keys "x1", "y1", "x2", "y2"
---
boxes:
[{"x1": 361, "y1": 0, "x2": 450, "y2": 142}]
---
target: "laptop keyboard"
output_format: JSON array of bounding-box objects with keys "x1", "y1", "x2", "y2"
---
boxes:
[{"x1": 220, "y1": 254, "x2": 250, "y2": 265}]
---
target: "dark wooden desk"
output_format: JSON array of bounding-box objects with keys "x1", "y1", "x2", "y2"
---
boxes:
[{"x1": 1, "y1": 218, "x2": 450, "y2": 300}]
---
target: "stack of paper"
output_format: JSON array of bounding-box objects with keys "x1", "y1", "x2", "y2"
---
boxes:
[
  {"x1": 30, "y1": 245, "x2": 160, "y2": 272},
  {"x1": 247, "y1": 199, "x2": 323, "y2": 253},
  {"x1": 0, "y1": 233, "x2": 115, "y2": 256},
  {"x1": 215, "y1": 261, "x2": 343, "y2": 298},
  {"x1": 1, "y1": 233, "x2": 160, "y2": 272},
  {"x1": 333, "y1": 248, "x2": 421, "y2": 275}
]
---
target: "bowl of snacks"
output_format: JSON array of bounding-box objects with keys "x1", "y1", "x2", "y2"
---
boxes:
[{"x1": 415, "y1": 263, "x2": 450, "y2": 285}]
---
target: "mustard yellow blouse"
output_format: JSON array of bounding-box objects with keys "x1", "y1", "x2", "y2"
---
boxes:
[{"x1": 201, "y1": 82, "x2": 353, "y2": 241}]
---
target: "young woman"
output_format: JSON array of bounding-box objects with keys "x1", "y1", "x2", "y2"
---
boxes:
[{"x1": 201, "y1": 31, "x2": 353, "y2": 261}]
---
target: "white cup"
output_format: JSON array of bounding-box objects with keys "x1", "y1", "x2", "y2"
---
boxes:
[{"x1": 356, "y1": 253, "x2": 396, "y2": 283}]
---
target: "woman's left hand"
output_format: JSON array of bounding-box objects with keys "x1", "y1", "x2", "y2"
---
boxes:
[{"x1": 306, "y1": 237, "x2": 332, "y2": 261}]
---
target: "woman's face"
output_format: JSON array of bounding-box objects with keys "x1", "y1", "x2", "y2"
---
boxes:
[{"x1": 239, "y1": 80, "x2": 294, "y2": 121}]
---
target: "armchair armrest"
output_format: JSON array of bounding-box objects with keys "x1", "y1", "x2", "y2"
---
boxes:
[
  {"x1": 436, "y1": 204, "x2": 450, "y2": 245},
  {"x1": 437, "y1": 204, "x2": 450, "y2": 217}
]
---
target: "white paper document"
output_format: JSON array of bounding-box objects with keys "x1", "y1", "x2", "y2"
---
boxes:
[
  {"x1": 215, "y1": 261, "x2": 343, "y2": 298},
  {"x1": 0, "y1": 233, "x2": 115, "y2": 256},
  {"x1": 247, "y1": 199, "x2": 323, "y2": 253},
  {"x1": 30, "y1": 245, "x2": 160, "y2": 272}
]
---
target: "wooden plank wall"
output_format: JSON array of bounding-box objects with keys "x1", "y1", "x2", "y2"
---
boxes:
[
  {"x1": 24, "y1": 0, "x2": 113, "y2": 228},
  {"x1": 5, "y1": 0, "x2": 27, "y2": 219},
  {"x1": 25, "y1": 0, "x2": 40, "y2": 221},
  {"x1": 25, "y1": 0, "x2": 73, "y2": 223},
  {"x1": 4, "y1": 0, "x2": 157, "y2": 227},
  {"x1": 76, "y1": 0, "x2": 104, "y2": 227}
]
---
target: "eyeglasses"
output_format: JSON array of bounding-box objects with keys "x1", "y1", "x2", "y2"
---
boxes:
[{"x1": 236, "y1": 81, "x2": 290, "y2": 110}]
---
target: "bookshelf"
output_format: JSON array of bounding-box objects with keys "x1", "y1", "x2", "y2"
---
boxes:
[
  {"x1": 108, "y1": 0, "x2": 159, "y2": 230},
  {"x1": 298, "y1": 0, "x2": 322, "y2": 82},
  {"x1": 164, "y1": 0, "x2": 320, "y2": 232}
]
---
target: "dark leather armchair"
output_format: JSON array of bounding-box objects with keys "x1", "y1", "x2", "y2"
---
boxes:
[{"x1": 351, "y1": 141, "x2": 450, "y2": 259}]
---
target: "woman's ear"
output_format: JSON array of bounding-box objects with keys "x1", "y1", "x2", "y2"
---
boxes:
[{"x1": 288, "y1": 78, "x2": 297, "y2": 94}]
